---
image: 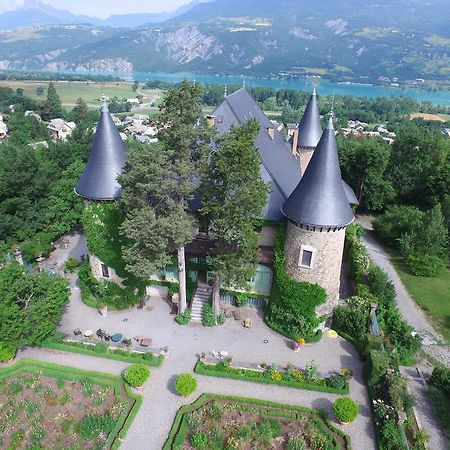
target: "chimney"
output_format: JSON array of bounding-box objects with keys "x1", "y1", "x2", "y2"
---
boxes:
[
  {"x1": 292, "y1": 128, "x2": 299, "y2": 155},
  {"x1": 206, "y1": 115, "x2": 215, "y2": 127},
  {"x1": 267, "y1": 127, "x2": 275, "y2": 141}
]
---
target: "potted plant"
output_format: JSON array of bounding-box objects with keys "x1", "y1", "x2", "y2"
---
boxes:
[
  {"x1": 333, "y1": 397, "x2": 359, "y2": 424},
  {"x1": 174, "y1": 373, "x2": 197, "y2": 397}
]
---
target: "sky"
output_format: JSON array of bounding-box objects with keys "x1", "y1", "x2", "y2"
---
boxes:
[{"x1": 0, "y1": 0, "x2": 194, "y2": 18}]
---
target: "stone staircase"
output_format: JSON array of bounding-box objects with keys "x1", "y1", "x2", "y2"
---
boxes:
[{"x1": 190, "y1": 283, "x2": 212, "y2": 323}]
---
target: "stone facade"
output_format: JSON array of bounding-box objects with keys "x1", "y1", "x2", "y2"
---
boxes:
[
  {"x1": 298, "y1": 147, "x2": 315, "y2": 173},
  {"x1": 284, "y1": 220, "x2": 346, "y2": 316},
  {"x1": 90, "y1": 254, "x2": 124, "y2": 285}
]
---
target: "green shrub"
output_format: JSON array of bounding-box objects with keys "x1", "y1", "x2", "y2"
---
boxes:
[
  {"x1": 286, "y1": 434, "x2": 307, "y2": 450},
  {"x1": 20, "y1": 232, "x2": 53, "y2": 261},
  {"x1": 325, "y1": 375, "x2": 346, "y2": 390},
  {"x1": 175, "y1": 373, "x2": 197, "y2": 397},
  {"x1": 11, "y1": 429, "x2": 24, "y2": 443},
  {"x1": 191, "y1": 431, "x2": 209, "y2": 449},
  {"x1": 256, "y1": 419, "x2": 282, "y2": 441},
  {"x1": 79, "y1": 413, "x2": 115, "y2": 441},
  {"x1": 123, "y1": 364, "x2": 150, "y2": 388},
  {"x1": 202, "y1": 304, "x2": 216, "y2": 327},
  {"x1": 429, "y1": 365, "x2": 450, "y2": 398},
  {"x1": 406, "y1": 254, "x2": 446, "y2": 277},
  {"x1": 0, "y1": 343, "x2": 16, "y2": 362},
  {"x1": 332, "y1": 305, "x2": 368, "y2": 342},
  {"x1": 333, "y1": 397, "x2": 359, "y2": 423},
  {"x1": 379, "y1": 419, "x2": 408, "y2": 450},
  {"x1": 367, "y1": 350, "x2": 390, "y2": 386},
  {"x1": 63, "y1": 257, "x2": 79, "y2": 273},
  {"x1": 175, "y1": 308, "x2": 191, "y2": 325},
  {"x1": 373, "y1": 206, "x2": 424, "y2": 247}
]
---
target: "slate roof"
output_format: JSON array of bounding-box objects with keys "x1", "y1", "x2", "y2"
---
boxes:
[
  {"x1": 213, "y1": 88, "x2": 301, "y2": 221},
  {"x1": 282, "y1": 117, "x2": 355, "y2": 228},
  {"x1": 75, "y1": 105, "x2": 128, "y2": 201},
  {"x1": 297, "y1": 89, "x2": 323, "y2": 148}
]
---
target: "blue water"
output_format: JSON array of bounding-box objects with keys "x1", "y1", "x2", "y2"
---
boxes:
[
  {"x1": 5, "y1": 68, "x2": 450, "y2": 105},
  {"x1": 132, "y1": 71, "x2": 450, "y2": 105}
]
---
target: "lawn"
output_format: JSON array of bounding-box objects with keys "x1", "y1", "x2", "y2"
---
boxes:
[
  {"x1": 0, "y1": 80, "x2": 137, "y2": 107},
  {"x1": 164, "y1": 393, "x2": 349, "y2": 450},
  {"x1": 387, "y1": 248, "x2": 450, "y2": 343},
  {"x1": 0, "y1": 359, "x2": 141, "y2": 449}
]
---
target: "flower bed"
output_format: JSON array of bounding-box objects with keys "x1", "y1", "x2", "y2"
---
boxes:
[
  {"x1": 194, "y1": 360, "x2": 349, "y2": 394},
  {"x1": 42, "y1": 340, "x2": 164, "y2": 367},
  {"x1": 0, "y1": 359, "x2": 141, "y2": 450},
  {"x1": 163, "y1": 393, "x2": 350, "y2": 450}
]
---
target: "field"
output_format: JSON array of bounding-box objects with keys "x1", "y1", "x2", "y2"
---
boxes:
[
  {"x1": 388, "y1": 249, "x2": 450, "y2": 343},
  {"x1": 0, "y1": 80, "x2": 142, "y2": 108},
  {"x1": 0, "y1": 359, "x2": 141, "y2": 449},
  {"x1": 410, "y1": 112, "x2": 447, "y2": 122},
  {"x1": 164, "y1": 394, "x2": 349, "y2": 450}
]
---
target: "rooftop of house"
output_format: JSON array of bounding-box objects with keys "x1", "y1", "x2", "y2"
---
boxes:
[
  {"x1": 75, "y1": 104, "x2": 128, "y2": 201},
  {"x1": 282, "y1": 117, "x2": 355, "y2": 228},
  {"x1": 297, "y1": 88, "x2": 323, "y2": 148}
]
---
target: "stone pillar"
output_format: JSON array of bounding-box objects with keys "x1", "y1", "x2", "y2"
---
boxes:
[{"x1": 284, "y1": 220, "x2": 346, "y2": 315}]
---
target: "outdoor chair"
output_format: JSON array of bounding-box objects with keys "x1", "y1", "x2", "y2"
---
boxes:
[
  {"x1": 211, "y1": 350, "x2": 219, "y2": 359},
  {"x1": 73, "y1": 328, "x2": 81, "y2": 336},
  {"x1": 243, "y1": 318, "x2": 253, "y2": 328}
]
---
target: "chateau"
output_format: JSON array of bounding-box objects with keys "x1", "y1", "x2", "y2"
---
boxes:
[{"x1": 75, "y1": 88, "x2": 356, "y2": 317}]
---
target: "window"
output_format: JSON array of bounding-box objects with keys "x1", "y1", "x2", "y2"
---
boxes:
[
  {"x1": 298, "y1": 245, "x2": 316, "y2": 269},
  {"x1": 101, "y1": 264, "x2": 110, "y2": 278}
]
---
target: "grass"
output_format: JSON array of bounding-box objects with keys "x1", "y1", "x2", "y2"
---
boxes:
[
  {"x1": 427, "y1": 385, "x2": 450, "y2": 440},
  {"x1": 386, "y1": 247, "x2": 450, "y2": 343},
  {"x1": 0, "y1": 80, "x2": 141, "y2": 108}
]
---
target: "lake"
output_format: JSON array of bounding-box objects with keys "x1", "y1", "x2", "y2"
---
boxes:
[{"x1": 6, "y1": 68, "x2": 450, "y2": 105}]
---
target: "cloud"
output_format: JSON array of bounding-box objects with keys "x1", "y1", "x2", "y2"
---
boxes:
[{"x1": 0, "y1": 0, "x2": 193, "y2": 18}]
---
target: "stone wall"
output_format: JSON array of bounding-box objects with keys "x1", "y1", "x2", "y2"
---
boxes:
[
  {"x1": 298, "y1": 147, "x2": 315, "y2": 173},
  {"x1": 89, "y1": 254, "x2": 124, "y2": 286},
  {"x1": 284, "y1": 221, "x2": 346, "y2": 315}
]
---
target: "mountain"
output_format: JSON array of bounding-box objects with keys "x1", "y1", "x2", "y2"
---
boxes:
[
  {"x1": 0, "y1": 0, "x2": 206, "y2": 31},
  {"x1": 0, "y1": 0, "x2": 449, "y2": 82}
]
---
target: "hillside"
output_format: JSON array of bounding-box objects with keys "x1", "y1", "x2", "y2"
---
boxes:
[{"x1": 0, "y1": 0, "x2": 449, "y2": 82}]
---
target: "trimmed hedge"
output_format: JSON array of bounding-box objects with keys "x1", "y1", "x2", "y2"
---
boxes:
[
  {"x1": 175, "y1": 373, "x2": 197, "y2": 397},
  {"x1": 123, "y1": 364, "x2": 150, "y2": 388},
  {"x1": 163, "y1": 393, "x2": 351, "y2": 450},
  {"x1": 194, "y1": 361, "x2": 348, "y2": 394},
  {"x1": 42, "y1": 340, "x2": 164, "y2": 366},
  {"x1": 333, "y1": 397, "x2": 359, "y2": 423}
]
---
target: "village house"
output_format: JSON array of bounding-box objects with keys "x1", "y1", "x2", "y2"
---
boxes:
[
  {"x1": 47, "y1": 118, "x2": 76, "y2": 142},
  {"x1": 24, "y1": 110, "x2": 42, "y2": 121}
]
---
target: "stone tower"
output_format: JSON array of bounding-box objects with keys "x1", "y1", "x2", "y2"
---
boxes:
[
  {"x1": 75, "y1": 104, "x2": 128, "y2": 282},
  {"x1": 296, "y1": 88, "x2": 322, "y2": 173},
  {"x1": 282, "y1": 116, "x2": 354, "y2": 316}
]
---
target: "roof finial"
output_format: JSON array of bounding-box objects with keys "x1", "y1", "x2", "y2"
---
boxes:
[
  {"x1": 243, "y1": 78, "x2": 246, "y2": 88},
  {"x1": 224, "y1": 84, "x2": 228, "y2": 98}
]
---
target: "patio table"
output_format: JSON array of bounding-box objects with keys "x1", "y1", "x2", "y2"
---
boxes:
[{"x1": 111, "y1": 333, "x2": 123, "y2": 342}]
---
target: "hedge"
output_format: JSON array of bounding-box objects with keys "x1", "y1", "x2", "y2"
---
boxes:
[
  {"x1": 163, "y1": 393, "x2": 351, "y2": 450},
  {"x1": 0, "y1": 358, "x2": 142, "y2": 450},
  {"x1": 194, "y1": 361, "x2": 348, "y2": 394},
  {"x1": 42, "y1": 341, "x2": 164, "y2": 366}
]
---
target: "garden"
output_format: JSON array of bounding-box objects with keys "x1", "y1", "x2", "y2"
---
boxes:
[
  {"x1": 164, "y1": 394, "x2": 350, "y2": 450},
  {"x1": 0, "y1": 359, "x2": 142, "y2": 449},
  {"x1": 194, "y1": 358, "x2": 350, "y2": 394}
]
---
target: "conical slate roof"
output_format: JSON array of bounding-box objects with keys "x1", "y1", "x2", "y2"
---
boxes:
[
  {"x1": 297, "y1": 88, "x2": 323, "y2": 148},
  {"x1": 282, "y1": 117, "x2": 354, "y2": 228},
  {"x1": 75, "y1": 105, "x2": 128, "y2": 201}
]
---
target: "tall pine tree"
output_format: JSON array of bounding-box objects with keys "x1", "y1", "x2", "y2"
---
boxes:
[
  {"x1": 41, "y1": 82, "x2": 63, "y2": 120},
  {"x1": 200, "y1": 119, "x2": 269, "y2": 317}
]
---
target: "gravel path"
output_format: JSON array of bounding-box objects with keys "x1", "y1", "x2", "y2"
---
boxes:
[
  {"x1": 357, "y1": 215, "x2": 450, "y2": 367},
  {"x1": 400, "y1": 367, "x2": 449, "y2": 450}
]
